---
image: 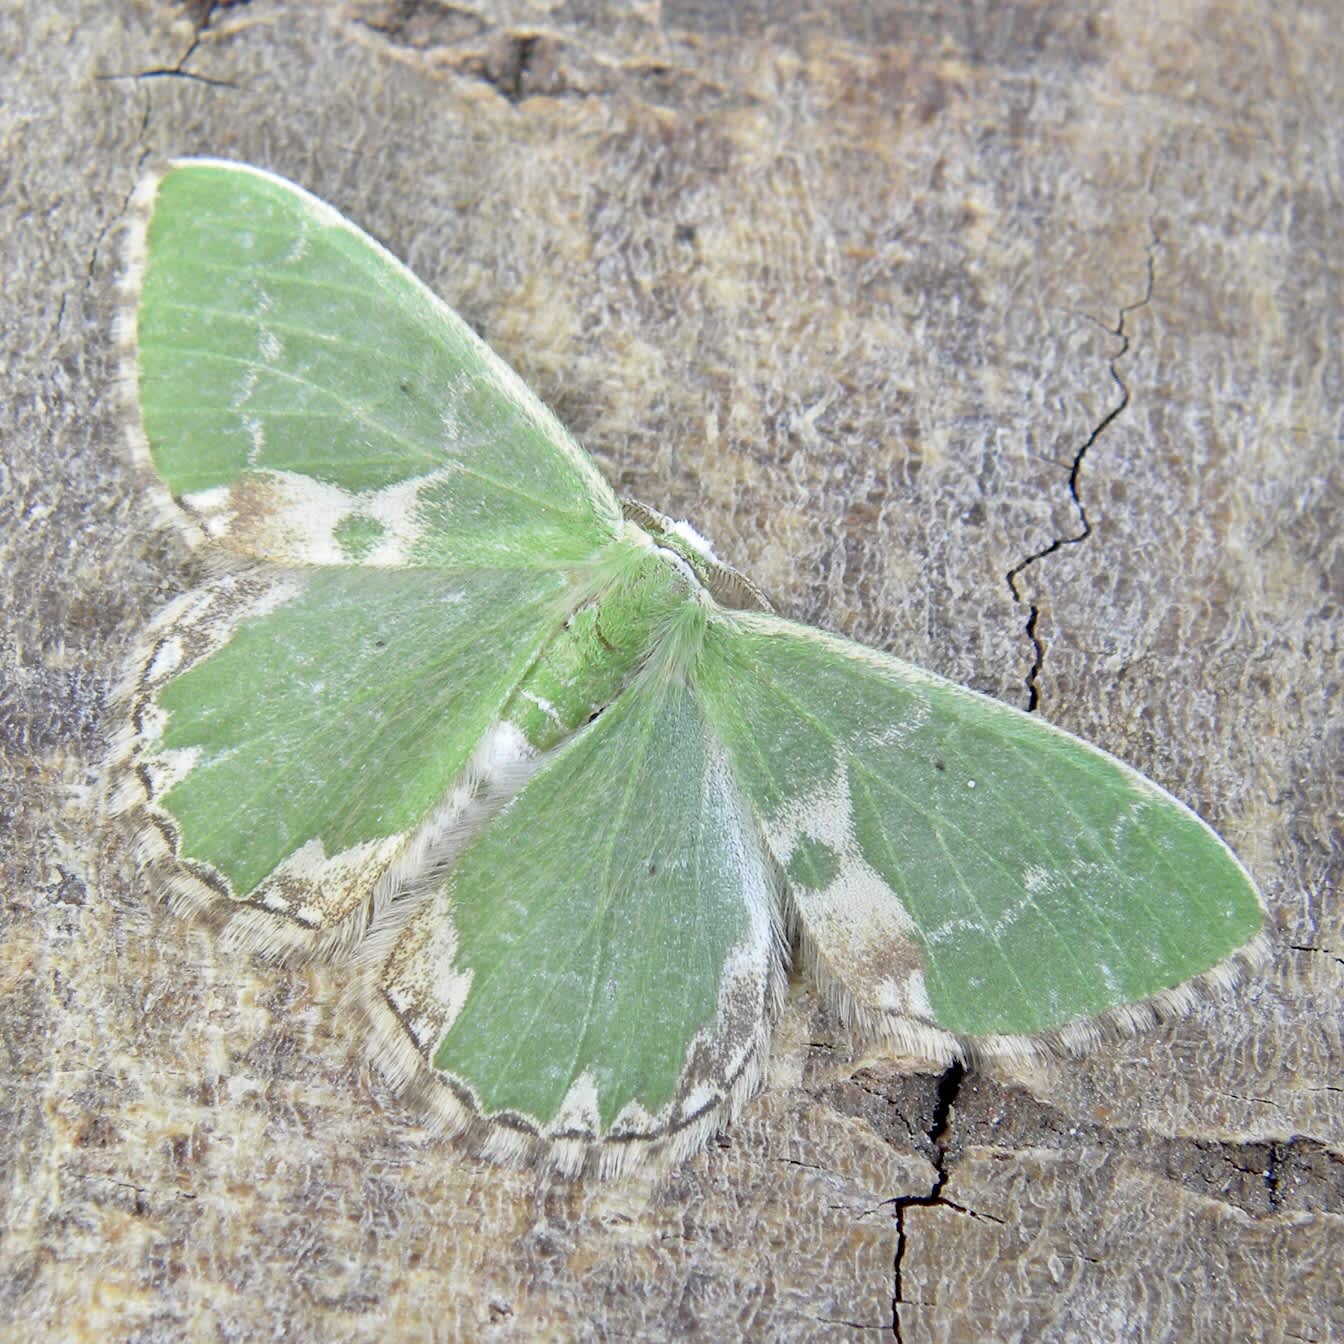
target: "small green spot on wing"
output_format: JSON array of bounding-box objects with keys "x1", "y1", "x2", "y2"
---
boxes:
[
  {"x1": 135, "y1": 161, "x2": 622, "y2": 565},
  {"x1": 118, "y1": 158, "x2": 1267, "y2": 1171},
  {"x1": 333, "y1": 512, "x2": 386, "y2": 561},
  {"x1": 698, "y1": 611, "x2": 1264, "y2": 1040},
  {"x1": 786, "y1": 835, "x2": 841, "y2": 892}
]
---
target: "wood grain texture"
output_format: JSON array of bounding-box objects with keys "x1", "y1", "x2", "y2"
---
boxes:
[{"x1": 2, "y1": 0, "x2": 1339, "y2": 1339}]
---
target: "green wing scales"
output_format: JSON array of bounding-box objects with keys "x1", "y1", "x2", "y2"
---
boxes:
[
  {"x1": 112, "y1": 161, "x2": 624, "y2": 959},
  {"x1": 130, "y1": 160, "x2": 621, "y2": 568},
  {"x1": 112, "y1": 159, "x2": 1267, "y2": 1175},
  {"x1": 694, "y1": 610, "x2": 1266, "y2": 1054},
  {"x1": 359, "y1": 667, "x2": 781, "y2": 1175}
]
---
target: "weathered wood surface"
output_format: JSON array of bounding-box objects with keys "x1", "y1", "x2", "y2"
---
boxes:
[{"x1": 2, "y1": 1, "x2": 1339, "y2": 1339}]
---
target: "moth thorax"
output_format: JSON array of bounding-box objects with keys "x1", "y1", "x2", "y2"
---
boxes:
[{"x1": 621, "y1": 499, "x2": 774, "y2": 613}]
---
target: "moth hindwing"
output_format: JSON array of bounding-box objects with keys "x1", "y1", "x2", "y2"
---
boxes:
[{"x1": 110, "y1": 159, "x2": 1267, "y2": 1176}]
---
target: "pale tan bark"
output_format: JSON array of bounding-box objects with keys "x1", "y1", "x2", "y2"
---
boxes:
[{"x1": 2, "y1": 1, "x2": 1338, "y2": 1339}]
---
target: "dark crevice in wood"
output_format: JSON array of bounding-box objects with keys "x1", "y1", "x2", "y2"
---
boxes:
[
  {"x1": 891, "y1": 1060, "x2": 964, "y2": 1342},
  {"x1": 1005, "y1": 225, "x2": 1159, "y2": 712},
  {"x1": 96, "y1": 1, "x2": 247, "y2": 89}
]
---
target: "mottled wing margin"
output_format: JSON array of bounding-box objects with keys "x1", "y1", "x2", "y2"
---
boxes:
[
  {"x1": 355, "y1": 669, "x2": 785, "y2": 1176},
  {"x1": 107, "y1": 564, "x2": 569, "y2": 960},
  {"x1": 119, "y1": 159, "x2": 622, "y2": 568},
  {"x1": 696, "y1": 611, "x2": 1267, "y2": 1062}
]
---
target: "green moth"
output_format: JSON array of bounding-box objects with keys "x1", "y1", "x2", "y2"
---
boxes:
[{"x1": 109, "y1": 160, "x2": 1267, "y2": 1177}]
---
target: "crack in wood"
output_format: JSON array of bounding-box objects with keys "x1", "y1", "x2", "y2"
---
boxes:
[
  {"x1": 891, "y1": 1060, "x2": 964, "y2": 1342},
  {"x1": 1005, "y1": 226, "x2": 1159, "y2": 712}
]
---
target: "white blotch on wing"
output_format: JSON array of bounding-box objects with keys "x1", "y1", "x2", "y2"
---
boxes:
[
  {"x1": 272, "y1": 833, "x2": 404, "y2": 893},
  {"x1": 386, "y1": 978, "x2": 457, "y2": 1052},
  {"x1": 415, "y1": 887, "x2": 475, "y2": 1034},
  {"x1": 230, "y1": 359, "x2": 261, "y2": 420},
  {"x1": 679, "y1": 1079, "x2": 722, "y2": 1117},
  {"x1": 406, "y1": 1013, "x2": 441, "y2": 1050},
  {"x1": 437, "y1": 369, "x2": 474, "y2": 447},
  {"x1": 769, "y1": 763, "x2": 917, "y2": 941},
  {"x1": 1109, "y1": 794, "x2": 1154, "y2": 847},
  {"x1": 877, "y1": 968, "x2": 932, "y2": 1017},
  {"x1": 551, "y1": 1072, "x2": 602, "y2": 1138},
  {"x1": 145, "y1": 636, "x2": 185, "y2": 682},
  {"x1": 141, "y1": 744, "x2": 201, "y2": 797},
  {"x1": 923, "y1": 856, "x2": 1106, "y2": 950},
  {"x1": 180, "y1": 469, "x2": 445, "y2": 565},
  {"x1": 281, "y1": 220, "x2": 312, "y2": 265},
  {"x1": 474, "y1": 719, "x2": 536, "y2": 780},
  {"x1": 1024, "y1": 862, "x2": 1062, "y2": 897},
  {"x1": 181, "y1": 485, "x2": 233, "y2": 539},
  {"x1": 244, "y1": 416, "x2": 266, "y2": 465}
]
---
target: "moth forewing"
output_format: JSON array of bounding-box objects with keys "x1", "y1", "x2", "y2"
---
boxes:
[
  {"x1": 695, "y1": 609, "x2": 1267, "y2": 1060},
  {"x1": 111, "y1": 158, "x2": 1267, "y2": 1176}
]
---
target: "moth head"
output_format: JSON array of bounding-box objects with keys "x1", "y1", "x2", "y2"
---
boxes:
[{"x1": 620, "y1": 498, "x2": 774, "y2": 613}]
